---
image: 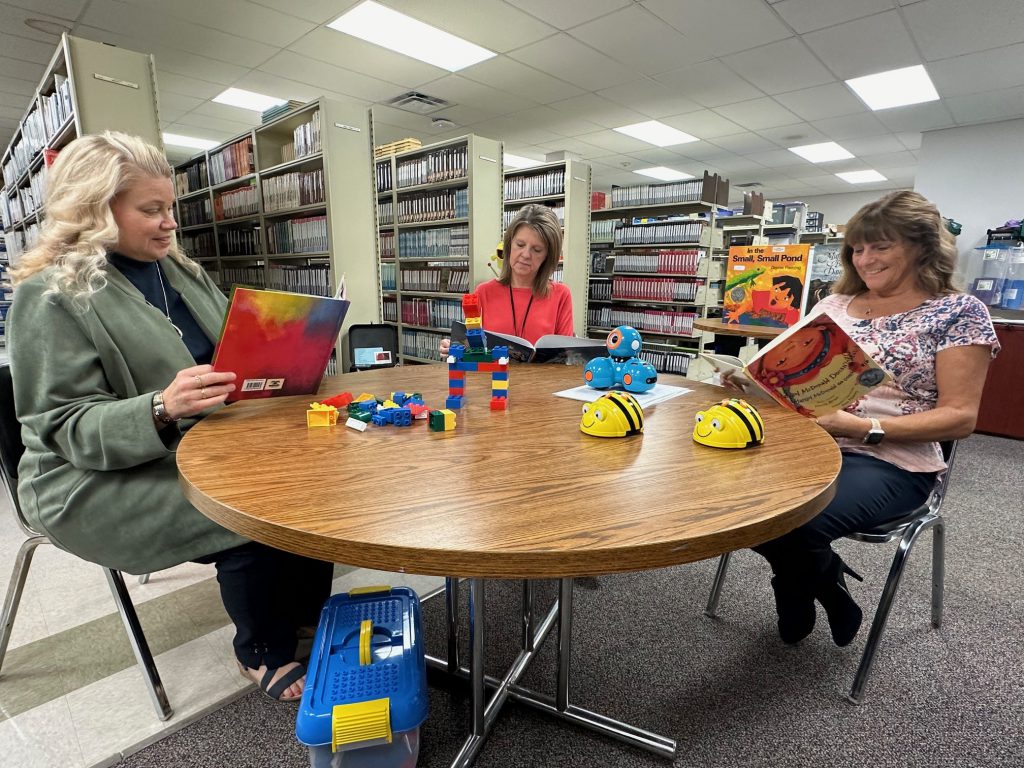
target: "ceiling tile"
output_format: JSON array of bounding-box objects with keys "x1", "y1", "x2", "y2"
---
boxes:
[
  {"x1": 661, "y1": 109, "x2": 744, "y2": 139},
  {"x1": 569, "y1": 6, "x2": 714, "y2": 76},
  {"x1": 904, "y1": 0, "x2": 1024, "y2": 59},
  {"x1": 171, "y1": 112, "x2": 256, "y2": 137},
  {"x1": 157, "y1": 92, "x2": 205, "y2": 123},
  {"x1": 803, "y1": 10, "x2": 920, "y2": 80},
  {"x1": 626, "y1": 147, "x2": 693, "y2": 167},
  {"x1": 2, "y1": 0, "x2": 89, "y2": 21},
  {"x1": 0, "y1": 6, "x2": 68, "y2": 45},
  {"x1": 574, "y1": 129, "x2": 655, "y2": 154},
  {"x1": 928, "y1": 43, "x2": 1024, "y2": 97},
  {"x1": 371, "y1": 104, "x2": 436, "y2": 133},
  {"x1": 460, "y1": 56, "x2": 585, "y2": 104},
  {"x1": 240, "y1": 0, "x2": 358, "y2": 25},
  {"x1": 895, "y1": 132, "x2": 923, "y2": 150},
  {"x1": 702, "y1": 132, "x2": 778, "y2": 154},
  {"x1": 714, "y1": 98, "x2": 802, "y2": 131},
  {"x1": 756, "y1": 122, "x2": 828, "y2": 145},
  {"x1": 597, "y1": 79, "x2": 702, "y2": 119},
  {"x1": 654, "y1": 60, "x2": 764, "y2": 108},
  {"x1": 773, "y1": 82, "x2": 865, "y2": 121},
  {"x1": 423, "y1": 74, "x2": 539, "y2": 116},
  {"x1": 0, "y1": 54, "x2": 45, "y2": 85},
  {"x1": 721, "y1": 38, "x2": 834, "y2": 95},
  {"x1": 508, "y1": 33, "x2": 637, "y2": 92},
  {"x1": 771, "y1": 0, "x2": 893, "y2": 34},
  {"x1": 0, "y1": 74, "x2": 38, "y2": 99},
  {"x1": 229, "y1": 70, "x2": 346, "y2": 107},
  {"x1": 547, "y1": 93, "x2": 645, "y2": 130},
  {"x1": 530, "y1": 137, "x2": 608, "y2": 159},
  {"x1": 706, "y1": 157, "x2": 770, "y2": 176},
  {"x1": 643, "y1": 0, "x2": 792, "y2": 56},
  {"x1": 81, "y1": 0, "x2": 278, "y2": 69},
  {"x1": 842, "y1": 135, "x2": 908, "y2": 156},
  {"x1": 511, "y1": 105, "x2": 604, "y2": 137},
  {"x1": 502, "y1": 0, "x2": 633, "y2": 31},
  {"x1": 126, "y1": 0, "x2": 315, "y2": 47},
  {"x1": 873, "y1": 101, "x2": 956, "y2": 133},
  {"x1": 945, "y1": 87, "x2": 1024, "y2": 125},
  {"x1": 743, "y1": 149, "x2": 807, "y2": 169},
  {"x1": 386, "y1": 0, "x2": 557, "y2": 53},
  {"x1": 156, "y1": 71, "x2": 226, "y2": 100},
  {"x1": 260, "y1": 50, "x2": 406, "y2": 103},
  {"x1": 289, "y1": 27, "x2": 444, "y2": 91},
  {"x1": 0, "y1": 32, "x2": 55, "y2": 66},
  {"x1": 462, "y1": 114, "x2": 562, "y2": 146},
  {"x1": 811, "y1": 111, "x2": 889, "y2": 140},
  {"x1": 864, "y1": 150, "x2": 919, "y2": 169}
]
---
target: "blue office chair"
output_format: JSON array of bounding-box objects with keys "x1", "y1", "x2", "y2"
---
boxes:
[
  {"x1": 704, "y1": 441, "x2": 957, "y2": 704},
  {"x1": 0, "y1": 363, "x2": 173, "y2": 720}
]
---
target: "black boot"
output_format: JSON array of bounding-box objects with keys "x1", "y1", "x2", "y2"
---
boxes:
[
  {"x1": 770, "y1": 575, "x2": 815, "y2": 644},
  {"x1": 815, "y1": 554, "x2": 864, "y2": 647}
]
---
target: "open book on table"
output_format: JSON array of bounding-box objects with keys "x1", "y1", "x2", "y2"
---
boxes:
[
  {"x1": 213, "y1": 286, "x2": 350, "y2": 401},
  {"x1": 703, "y1": 310, "x2": 891, "y2": 418},
  {"x1": 450, "y1": 320, "x2": 607, "y2": 365}
]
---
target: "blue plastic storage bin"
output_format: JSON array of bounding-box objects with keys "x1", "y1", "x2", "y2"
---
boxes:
[{"x1": 296, "y1": 586, "x2": 428, "y2": 768}]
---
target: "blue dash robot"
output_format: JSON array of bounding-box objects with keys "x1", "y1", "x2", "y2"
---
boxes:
[{"x1": 583, "y1": 325, "x2": 658, "y2": 394}]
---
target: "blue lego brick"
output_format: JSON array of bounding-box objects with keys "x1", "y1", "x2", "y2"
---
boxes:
[
  {"x1": 449, "y1": 343, "x2": 466, "y2": 361},
  {"x1": 393, "y1": 408, "x2": 412, "y2": 426},
  {"x1": 446, "y1": 395, "x2": 463, "y2": 409},
  {"x1": 491, "y1": 345, "x2": 509, "y2": 360},
  {"x1": 371, "y1": 414, "x2": 388, "y2": 426},
  {"x1": 491, "y1": 371, "x2": 509, "y2": 381}
]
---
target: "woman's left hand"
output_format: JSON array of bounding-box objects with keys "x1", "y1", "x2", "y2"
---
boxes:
[{"x1": 815, "y1": 410, "x2": 870, "y2": 440}]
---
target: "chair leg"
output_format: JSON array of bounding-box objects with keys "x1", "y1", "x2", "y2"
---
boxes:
[
  {"x1": 0, "y1": 534, "x2": 47, "y2": 671},
  {"x1": 931, "y1": 518, "x2": 945, "y2": 628},
  {"x1": 704, "y1": 552, "x2": 733, "y2": 617},
  {"x1": 848, "y1": 517, "x2": 938, "y2": 704},
  {"x1": 104, "y1": 569, "x2": 173, "y2": 720},
  {"x1": 138, "y1": 573, "x2": 150, "y2": 585}
]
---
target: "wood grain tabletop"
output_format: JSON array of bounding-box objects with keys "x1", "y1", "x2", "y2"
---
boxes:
[{"x1": 177, "y1": 365, "x2": 839, "y2": 578}]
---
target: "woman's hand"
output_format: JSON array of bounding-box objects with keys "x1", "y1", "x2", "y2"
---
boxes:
[
  {"x1": 814, "y1": 410, "x2": 870, "y2": 440},
  {"x1": 160, "y1": 364, "x2": 236, "y2": 420},
  {"x1": 719, "y1": 369, "x2": 751, "y2": 394},
  {"x1": 439, "y1": 337, "x2": 451, "y2": 357}
]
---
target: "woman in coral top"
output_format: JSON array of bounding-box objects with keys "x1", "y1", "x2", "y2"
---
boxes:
[{"x1": 440, "y1": 204, "x2": 573, "y2": 355}]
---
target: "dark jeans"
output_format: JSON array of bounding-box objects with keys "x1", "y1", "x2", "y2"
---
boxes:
[
  {"x1": 194, "y1": 542, "x2": 334, "y2": 669},
  {"x1": 754, "y1": 451, "x2": 937, "y2": 581}
]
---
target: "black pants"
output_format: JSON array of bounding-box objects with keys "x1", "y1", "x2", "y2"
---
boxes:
[
  {"x1": 194, "y1": 542, "x2": 334, "y2": 669},
  {"x1": 754, "y1": 451, "x2": 937, "y2": 581}
]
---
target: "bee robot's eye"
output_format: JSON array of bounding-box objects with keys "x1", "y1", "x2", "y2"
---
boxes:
[
  {"x1": 695, "y1": 413, "x2": 705, "y2": 423},
  {"x1": 711, "y1": 419, "x2": 722, "y2": 430}
]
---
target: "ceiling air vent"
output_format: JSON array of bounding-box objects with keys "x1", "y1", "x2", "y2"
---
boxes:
[
  {"x1": 735, "y1": 182, "x2": 763, "y2": 188},
  {"x1": 386, "y1": 91, "x2": 453, "y2": 115}
]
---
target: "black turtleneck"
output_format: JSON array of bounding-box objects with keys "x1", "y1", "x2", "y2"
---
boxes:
[{"x1": 108, "y1": 253, "x2": 215, "y2": 364}]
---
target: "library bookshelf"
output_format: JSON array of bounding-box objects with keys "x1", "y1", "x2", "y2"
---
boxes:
[
  {"x1": 502, "y1": 159, "x2": 592, "y2": 337},
  {"x1": 374, "y1": 134, "x2": 503, "y2": 365},
  {"x1": 588, "y1": 172, "x2": 729, "y2": 379},
  {"x1": 0, "y1": 33, "x2": 161, "y2": 265},
  {"x1": 172, "y1": 97, "x2": 377, "y2": 366}
]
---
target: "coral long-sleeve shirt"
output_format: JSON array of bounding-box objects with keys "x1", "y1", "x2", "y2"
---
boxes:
[{"x1": 474, "y1": 279, "x2": 574, "y2": 343}]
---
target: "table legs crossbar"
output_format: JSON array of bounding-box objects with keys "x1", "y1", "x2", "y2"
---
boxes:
[{"x1": 425, "y1": 577, "x2": 676, "y2": 768}]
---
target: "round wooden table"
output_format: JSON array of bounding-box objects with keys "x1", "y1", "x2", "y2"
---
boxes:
[
  {"x1": 177, "y1": 364, "x2": 839, "y2": 767},
  {"x1": 694, "y1": 317, "x2": 785, "y2": 340}
]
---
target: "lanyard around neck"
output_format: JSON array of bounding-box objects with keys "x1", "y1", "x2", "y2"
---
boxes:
[{"x1": 509, "y1": 284, "x2": 534, "y2": 339}]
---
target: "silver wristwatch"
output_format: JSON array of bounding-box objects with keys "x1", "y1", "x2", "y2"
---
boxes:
[
  {"x1": 862, "y1": 417, "x2": 884, "y2": 445},
  {"x1": 152, "y1": 391, "x2": 179, "y2": 425}
]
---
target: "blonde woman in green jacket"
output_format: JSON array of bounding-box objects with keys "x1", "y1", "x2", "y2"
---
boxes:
[{"x1": 8, "y1": 133, "x2": 333, "y2": 703}]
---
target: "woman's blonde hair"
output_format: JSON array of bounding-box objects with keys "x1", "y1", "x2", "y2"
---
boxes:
[
  {"x1": 834, "y1": 190, "x2": 959, "y2": 296},
  {"x1": 10, "y1": 131, "x2": 198, "y2": 305},
  {"x1": 497, "y1": 204, "x2": 563, "y2": 297}
]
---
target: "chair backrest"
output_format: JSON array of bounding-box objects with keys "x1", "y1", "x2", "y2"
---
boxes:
[
  {"x1": 347, "y1": 323, "x2": 399, "y2": 372},
  {"x1": 0, "y1": 363, "x2": 32, "y2": 534},
  {"x1": 928, "y1": 439, "x2": 958, "y2": 516}
]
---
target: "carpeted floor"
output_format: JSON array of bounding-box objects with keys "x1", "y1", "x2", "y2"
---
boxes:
[{"x1": 119, "y1": 434, "x2": 1024, "y2": 768}]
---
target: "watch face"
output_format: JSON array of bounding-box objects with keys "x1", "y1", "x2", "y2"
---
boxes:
[{"x1": 865, "y1": 430, "x2": 884, "y2": 445}]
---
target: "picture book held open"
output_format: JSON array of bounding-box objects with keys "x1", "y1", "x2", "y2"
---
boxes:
[
  {"x1": 724, "y1": 244, "x2": 811, "y2": 328},
  {"x1": 716, "y1": 310, "x2": 891, "y2": 419},
  {"x1": 449, "y1": 320, "x2": 607, "y2": 365},
  {"x1": 212, "y1": 287, "x2": 350, "y2": 401}
]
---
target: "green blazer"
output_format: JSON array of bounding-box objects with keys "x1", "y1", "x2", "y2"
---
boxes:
[{"x1": 8, "y1": 257, "x2": 247, "y2": 574}]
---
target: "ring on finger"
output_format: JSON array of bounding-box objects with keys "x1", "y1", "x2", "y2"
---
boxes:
[
  {"x1": 194, "y1": 375, "x2": 203, "y2": 389},
  {"x1": 200, "y1": 386, "x2": 208, "y2": 398}
]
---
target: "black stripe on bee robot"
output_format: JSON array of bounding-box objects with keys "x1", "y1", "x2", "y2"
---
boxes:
[
  {"x1": 606, "y1": 392, "x2": 644, "y2": 434},
  {"x1": 722, "y1": 400, "x2": 764, "y2": 446}
]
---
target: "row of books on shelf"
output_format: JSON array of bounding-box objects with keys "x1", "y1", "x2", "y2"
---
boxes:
[
  {"x1": 286, "y1": 110, "x2": 321, "y2": 162},
  {"x1": 2, "y1": 225, "x2": 36, "y2": 259},
  {"x1": 215, "y1": 182, "x2": 259, "y2": 220},
  {"x1": 503, "y1": 168, "x2": 565, "y2": 201},
  {"x1": 378, "y1": 199, "x2": 394, "y2": 226},
  {"x1": 396, "y1": 146, "x2": 468, "y2": 188},
  {"x1": 375, "y1": 160, "x2": 393, "y2": 193},
  {"x1": 379, "y1": 231, "x2": 395, "y2": 259},
  {"x1": 265, "y1": 263, "x2": 331, "y2": 296},
  {"x1": 397, "y1": 224, "x2": 469, "y2": 258},
  {"x1": 218, "y1": 265, "x2": 263, "y2": 288},
  {"x1": 503, "y1": 204, "x2": 563, "y2": 231},
  {"x1": 180, "y1": 231, "x2": 215, "y2": 259},
  {"x1": 265, "y1": 215, "x2": 328, "y2": 254},
  {"x1": 588, "y1": 307, "x2": 698, "y2": 337},
  {"x1": 401, "y1": 328, "x2": 445, "y2": 362},
  {"x1": 398, "y1": 265, "x2": 470, "y2": 293},
  {"x1": 179, "y1": 197, "x2": 213, "y2": 227},
  {"x1": 175, "y1": 161, "x2": 209, "y2": 196},
  {"x1": 614, "y1": 219, "x2": 709, "y2": 246},
  {"x1": 637, "y1": 346, "x2": 693, "y2": 376},
  {"x1": 209, "y1": 137, "x2": 254, "y2": 186},
  {"x1": 396, "y1": 188, "x2": 468, "y2": 223},
  {"x1": 219, "y1": 228, "x2": 261, "y2": 257},
  {"x1": 609, "y1": 172, "x2": 724, "y2": 208},
  {"x1": 399, "y1": 296, "x2": 463, "y2": 328},
  {"x1": 262, "y1": 168, "x2": 324, "y2": 213},
  {"x1": 591, "y1": 219, "x2": 616, "y2": 242},
  {"x1": 589, "y1": 277, "x2": 703, "y2": 303},
  {"x1": 591, "y1": 248, "x2": 705, "y2": 275}
]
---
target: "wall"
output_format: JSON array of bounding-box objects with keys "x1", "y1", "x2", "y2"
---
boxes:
[{"x1": 915, "y1": 118, "x2": 1024, "y2": 285}]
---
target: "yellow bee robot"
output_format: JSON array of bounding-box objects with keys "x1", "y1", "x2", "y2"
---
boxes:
[
  {"x1": 692, "y1": 398, "x2": 764, "y2": 449},
  {"x1": 580, "y1": 391, "x2": 644, "y2": 437}
]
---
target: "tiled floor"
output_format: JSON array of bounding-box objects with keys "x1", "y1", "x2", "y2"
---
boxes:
[{"x1": 0, "y1": 494, "x2": 444, "y2": 767}]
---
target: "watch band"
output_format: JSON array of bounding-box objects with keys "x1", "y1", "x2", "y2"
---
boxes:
[
  {"x1": 863, "y1": 417, "x2": 884, "y2": 445},
  {"x1": 152, "y1": 391, "x2": 180, "y2": 425}
]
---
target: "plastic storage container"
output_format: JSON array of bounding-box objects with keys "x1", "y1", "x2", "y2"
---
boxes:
[
  {"x1": 999, "y1": 246, "x2": 1024, "y2": 311},
  {"x1": 296, "y1": 586, "x2": 428, "y2": 768}
]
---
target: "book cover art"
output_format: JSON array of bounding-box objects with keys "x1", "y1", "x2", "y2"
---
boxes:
[
  {"x1": 213, "y1": 288, "x2": 350, "y2": 401},
  {"x1": 743, "y1": 311, "x2": 890, "y2": 418},
  {"x1": 449, "y1": 321, "x2": 606, "y2": 365},
  {"x1": 724, "y1": 244, "x2": 811, "y2": 328},
  {"x1": 804, "y1": 244, "x2": 842, "y2": 315}
]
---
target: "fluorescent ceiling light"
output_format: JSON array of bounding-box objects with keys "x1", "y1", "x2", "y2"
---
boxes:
[
  {"x1": 845, "y1": 65, "x2": 939, "y2": 111},
  {"x1": 162, "y1": 133, "x2": 218, "y2": 151},
  {"x1": 213, "y1": 87, "x2": 286, "y2": 112},
  {"x1": 503, "y1": 153, "x2": 543, "y2": 169},
  {"x1": 328, "y1": 1, "x2": 496, "y2": 72},
  {"x1": 633, "y1": 167, "x2": 694, "y2": 182},
  {"x1": 836, "y1": 170, "x2": 888, "y2": 184},
  {"x1": 788, "y1": 141, "x2": 853, "y2": 163},
  {"x1": 613, "y1": 120, "x2": 699, "y2": 148}
]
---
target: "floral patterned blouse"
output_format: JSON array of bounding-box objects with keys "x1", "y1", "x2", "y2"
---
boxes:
[{"x1": 811, "y1": 292, "x2": 1000, "y2": 473}]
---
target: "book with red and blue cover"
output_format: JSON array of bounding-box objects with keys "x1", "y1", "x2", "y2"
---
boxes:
[{"x1": 212, "y1": 287, "x2": 350, "y2": 401}]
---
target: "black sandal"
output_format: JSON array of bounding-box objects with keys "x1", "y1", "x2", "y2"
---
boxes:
[{"x1": 239, "y1": 662, "x2": 306, "y2": 702}]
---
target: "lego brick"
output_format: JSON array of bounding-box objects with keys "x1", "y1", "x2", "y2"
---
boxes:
[
  {"x1": 446, "y1": 395, "x2": 463, "y2": 409},
  {"x1": 489, "y1": 397, "x2": 507, "y2": 411},
  {"x1": 345, "y1": 417, "x2": 368, "y2": 432}
]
